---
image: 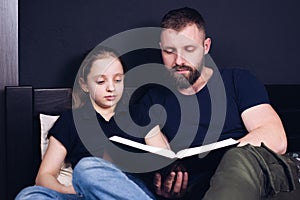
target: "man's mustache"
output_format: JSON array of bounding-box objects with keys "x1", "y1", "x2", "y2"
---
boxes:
[{"x1": 170, "y1": 65, "x2": 193, "y2": 72}]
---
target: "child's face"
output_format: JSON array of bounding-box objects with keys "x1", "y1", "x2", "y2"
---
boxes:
[{"x1": 84, "y1": 56, "x2": 124, "y2": 111}]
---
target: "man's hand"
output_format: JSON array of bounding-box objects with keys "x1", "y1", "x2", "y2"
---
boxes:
[{"x1": 153, "y1": 170, "x2": 188, "y2": 199}]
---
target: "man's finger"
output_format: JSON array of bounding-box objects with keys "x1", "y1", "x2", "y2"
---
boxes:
[
  {"x1": 172, "y1": 171, "x2": 183, "y2": 193},
  {"x1": 181, "y1": 172, "x2": 188, "y2": 193},
  {"x1": 163, "y1": 171, "x2": 176, "y2": 193},
  {"x1": 153, "y1": 173, "x2": 162, "y2": 194}
]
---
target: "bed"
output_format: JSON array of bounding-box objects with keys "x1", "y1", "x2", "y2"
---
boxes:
[
  {"x1": 5, "y1": 86, "x2": 72, "y2": 200},
  {"x1": 4, "y1": 85, "x2": 300, "y2": 200}
]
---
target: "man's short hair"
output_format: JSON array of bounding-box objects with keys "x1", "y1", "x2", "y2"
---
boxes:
[{"x1": 161, "y1": 7, "x2": 206, "y2": 35}]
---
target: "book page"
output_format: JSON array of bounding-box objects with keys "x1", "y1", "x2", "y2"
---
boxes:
[
  {"x1": 109, "y1": 136, "x2": 176, "y2": 158},
  {"x1": 176, "y1": 138, "x2": 239, "y2": 159}
]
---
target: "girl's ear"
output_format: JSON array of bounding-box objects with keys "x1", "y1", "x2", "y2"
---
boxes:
[{"x1": 79, "y1": 78, "x2": 89, "y2": 93}]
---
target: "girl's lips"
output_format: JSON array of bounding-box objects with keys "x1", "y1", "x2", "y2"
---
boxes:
[{"x1": 105, "y1": 95, "x2": 116, "y2": 101}]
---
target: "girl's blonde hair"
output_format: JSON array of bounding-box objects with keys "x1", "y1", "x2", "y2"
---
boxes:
[{"x1": 72, "y1": 46, "x2": 122, "y2": 108}]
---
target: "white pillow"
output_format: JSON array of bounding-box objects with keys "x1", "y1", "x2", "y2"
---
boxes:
[{"x1": 40, "y1": 113, "x2": 73, "y2": 186}]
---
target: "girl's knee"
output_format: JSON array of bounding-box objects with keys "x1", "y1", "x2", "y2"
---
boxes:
[
  {"x1": 73, "y1": 157, "x2": 121, "y2": 185},
  {"x1": 75, "y1": 157, "x2": 118, "y2": 173},
  {"x1": 15, "y1": 186, "x2": 53, "y2": 200}
]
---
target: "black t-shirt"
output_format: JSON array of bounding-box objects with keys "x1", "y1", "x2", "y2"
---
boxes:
[
  {"x1": 48, "y1": 102, "x2": 144, "y2": 168},
  {"x1": 133, "y1": 68, "x2": 269, "y2": 151},
  {"x1": 130, "y1": 68, "x2": 270, "y2": 189}
]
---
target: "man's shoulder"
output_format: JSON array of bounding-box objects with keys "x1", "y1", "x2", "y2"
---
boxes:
[
  {"x1": 146, "y1": 84, "x2": 176, "y2": 97},
  {"x1": 217, "y1": 68, "x2": 256, "y2": 83},
  {"x1": 219, "y1": 68, "x2": 252, "y2": 77}
]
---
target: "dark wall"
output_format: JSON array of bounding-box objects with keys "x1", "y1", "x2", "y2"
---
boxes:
[
  {"x1": 0, "y1": 0, "x2": 18, "y2": 199},
  {"x1": 19, "y1": 0, "x2": 300, "y2": 88}
]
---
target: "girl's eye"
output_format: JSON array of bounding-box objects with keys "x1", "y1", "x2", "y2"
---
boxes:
[
  {"x1": 97, "y1": 80, "x2": 105, "y2": 84},
  {"x1": 114, "y1": 75, "x2": 124, "y2": 83}
]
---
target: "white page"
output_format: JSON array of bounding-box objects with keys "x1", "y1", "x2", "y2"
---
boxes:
[
  {"x1": 176, "y1": 138, "x2": 238, "y2": 159},
  {"x1": 109, "y1": 136, "x2": 176, "y2": 158}
]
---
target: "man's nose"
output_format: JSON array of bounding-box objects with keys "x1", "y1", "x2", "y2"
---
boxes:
[{"x1": 175, "y1": 53, "x2": 185, "y2": 66}]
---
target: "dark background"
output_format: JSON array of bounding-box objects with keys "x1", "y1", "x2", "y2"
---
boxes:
[
  {"x1": 0, "y1": 0, "x2": 298, "y2": 199},
  {"x1": 19, "y1": 0, "x2": 300, "y2": 88}
]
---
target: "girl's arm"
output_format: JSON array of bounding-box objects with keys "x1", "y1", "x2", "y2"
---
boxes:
[
  {"x1": 35, "y1": 136, "x2": 76, "y2": 194},
  {"x1": 145, "y1": 125, "x2": 171, "y2": 150}
]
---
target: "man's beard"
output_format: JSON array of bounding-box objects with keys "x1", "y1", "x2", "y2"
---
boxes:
[{"x1": 169, "y1": 65, "x2": 202, "y2": 89}]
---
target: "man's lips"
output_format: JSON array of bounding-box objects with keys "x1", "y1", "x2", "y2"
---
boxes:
[
  {"x1": 172, "y1": 66, "x2": 191, "y2": 74},
  {"x1": 176, "y1": 69, "x2": 189, "y2": 74}
]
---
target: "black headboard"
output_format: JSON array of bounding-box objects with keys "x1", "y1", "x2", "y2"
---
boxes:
[
  {"x1": 265, "y1": 85, "x2": 300, "y2": 152},
  {"x1": 4, "y1": 85, "x2": 300, "y2": 200},
  {"x1": 5, "y1": 86, "x2": 72, "y2": 200}
]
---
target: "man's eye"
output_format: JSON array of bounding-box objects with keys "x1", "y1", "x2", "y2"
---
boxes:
[
  {"x1": 185, "y1": 46, "x2": 196, "y2": 52},
  {"x1": 163, "y1": 49, "x2": 174, "y2": 54},
  {"x1": 115, "y1": 79, "x2": 122, "y2": 83}
]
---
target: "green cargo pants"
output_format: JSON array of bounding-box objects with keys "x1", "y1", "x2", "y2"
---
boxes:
[{"x1": 203, "y1": 144, "x2": 300, "y2": 200}]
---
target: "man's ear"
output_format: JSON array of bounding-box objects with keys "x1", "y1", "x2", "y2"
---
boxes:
[
  {"x1": 79, "y1": 78, "x2": 89, "y2": 93},
  {"x1": 204, "y1": 37, "x2": 211, "y2": 54}
]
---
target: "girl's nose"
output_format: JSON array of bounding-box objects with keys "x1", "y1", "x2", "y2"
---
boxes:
[{"x1": 106, "y1": 81, "x2": 115, "y2": 92}]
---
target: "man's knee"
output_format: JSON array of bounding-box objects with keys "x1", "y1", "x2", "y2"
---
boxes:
[
  {"x1": 218, "y1": 146, "x2": 261, "y2": 172},
  {"x1": 223, "y1": 146, "x2": 252, "y2": 158},
  {"x1": 222, "y1": 146, "x2": 251, "y2": 161}
]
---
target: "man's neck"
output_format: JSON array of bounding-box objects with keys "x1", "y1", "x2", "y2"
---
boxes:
[{"x1": 178, "y1": 66, "x2": 213, "y2": 95}]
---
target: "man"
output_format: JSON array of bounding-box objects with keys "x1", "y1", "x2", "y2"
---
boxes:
[{"x1": 134, "y1": 7, "x2": 300, "y2": 199}]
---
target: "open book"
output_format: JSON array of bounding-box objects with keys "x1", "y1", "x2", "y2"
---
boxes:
[{"x1": 109, "y1": 136, "x2": 239, "y2": 159}]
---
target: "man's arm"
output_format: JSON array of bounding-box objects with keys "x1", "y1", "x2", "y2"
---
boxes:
[{"x1": 239, "y1": 103, "x2": 287, "y2": 154}]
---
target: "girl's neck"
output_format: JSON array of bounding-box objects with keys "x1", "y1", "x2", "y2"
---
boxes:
[
  {"x1": 100, "y1": 111, "x2": 115, "y2": 121},
  {"x1": 92, "y1": 102, "x2": 116, "y2": 121}
]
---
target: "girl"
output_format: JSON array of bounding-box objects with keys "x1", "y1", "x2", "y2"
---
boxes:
[{"x1": 16, "y1": 46, "x2": 168, "y2": 200}]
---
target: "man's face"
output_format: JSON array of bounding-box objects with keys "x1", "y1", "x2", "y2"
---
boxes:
[{"x1": 160, "y1": 24, "x2": 211, "y2": 89}]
